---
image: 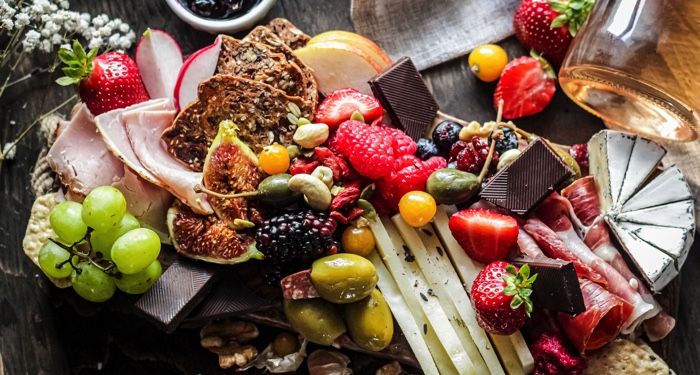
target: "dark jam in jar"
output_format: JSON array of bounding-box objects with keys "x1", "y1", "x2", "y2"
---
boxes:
[{"x1": 179, "y1": 0, "x2": 261, "y2": 20}]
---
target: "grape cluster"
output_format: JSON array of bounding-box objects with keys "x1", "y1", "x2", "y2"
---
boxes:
[{"x1": 40, "y1": 186, "x2": 163, "y2": 302}]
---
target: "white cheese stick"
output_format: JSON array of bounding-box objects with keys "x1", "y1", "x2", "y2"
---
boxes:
[
  {"x1": 392, "y1": 214, "x2": 500, "y2": 375},
  {"x1": 370, "y1": 216, "x2": 475, "y2": 375},
  {"x1": 433, "y1": 205, "x2": 535, "y2": 375},
  {"x1": 369, "y1": 253, "x2": 441, "y2": 375}
]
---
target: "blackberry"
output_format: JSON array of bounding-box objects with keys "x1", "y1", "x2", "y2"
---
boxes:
[
  {"x1": 432, "y1": 120, "x2": 462, "y2": 154},
  {"x1": 415, "y1": 138, "x2": 441, "y2": 160},
  {"x1": 256, "y1": 210, "x2": 339, "y2": 283}
]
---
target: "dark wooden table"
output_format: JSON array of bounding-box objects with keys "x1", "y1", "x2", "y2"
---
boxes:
[{"x1": 1, "y1": 1, "x2": 698, "y2": 374}]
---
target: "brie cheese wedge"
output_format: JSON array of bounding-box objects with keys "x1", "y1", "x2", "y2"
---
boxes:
[{"x1": 588, "y1": 130, "x2": 695, "y2": 293}]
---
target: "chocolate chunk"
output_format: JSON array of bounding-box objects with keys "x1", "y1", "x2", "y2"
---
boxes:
[
  {"x1": 368, "y1": 57, "x2": 438, "y2": 140},
  {"x1": 510, "y1": 256, "x2": 585, "y2": 315},
  {"x1": 480, "y1": 138, "x2": 573, "y2": 215},
  {"x1": 135, "y1": 259, "x2": 219, "y2": 332},
  {"x1": 185, "y1": 276, "x2": 273, "y2": 325}
]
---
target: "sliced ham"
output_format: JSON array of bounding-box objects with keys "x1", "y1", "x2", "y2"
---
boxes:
[
  {"x1": 94, "y1": 99, "x2": 173, "y2": 187},
  {"x1": 557, "y1": 278, "x2": 632, "y2": 353},
  {"x1": 517, "y1": 230, "x2": 546, "y2": 258},
  {"x1": 533, "y1": 194, "x2": 656, "y2": 332},
  {"x1": 47, "y1": 104, "x2": 124, "y2": 198},
  {"x1": 121, "y1": 107, "x2": 212, "y2": 215},
  {"x1": 562, "y1": 177, "x2": 675, "y2": 341},
  {"x1": 112, "y1": 167, "x2": 173, "y2": 242}
]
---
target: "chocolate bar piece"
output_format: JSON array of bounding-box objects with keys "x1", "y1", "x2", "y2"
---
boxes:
[
  {"x1": 185, "y1": 275, "x2": 273, "y2": 325},
  {"x1": 510, "y1": 256, "x2": 585, "y2": 315},
  {"x1": 480, "y1": 138, "x2": 573, "y2": 215},
  {"x1": 368, "y1": 57, "x2": 438, "y2": 140},
  {"x1": 135, "y1": 259, "x2": 219, "y2": 332}
]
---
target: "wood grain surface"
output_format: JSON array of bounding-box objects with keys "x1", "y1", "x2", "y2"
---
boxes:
[{"x1": 0, "y1": 0, "x2": 697, "y2": 374}]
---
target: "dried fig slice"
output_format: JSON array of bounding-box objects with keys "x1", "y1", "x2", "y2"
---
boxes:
[
  {"x1": 167, "y1": 203, "x2": 263, "y2": 264},
  {"x1": 202, "y1": 120, "x2": 264, "y2": 229}
]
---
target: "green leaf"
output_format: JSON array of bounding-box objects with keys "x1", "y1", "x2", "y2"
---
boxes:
[
  {"x1": 520, "y1": 289, "x2": 532, "y2": 298},
  {"x1": 61, "y1": 67, "x2": 82, "y2": 77},
  {"x1": 551, "y1": 14, "x2": 569, "y2": 29},
  {"x1": 88, "y1": 48, "x2": 98, "y2": 59},
  {"x1": 55, "y1": 76, "x2": 77, "y2": 86},
  {"x1": 548, "y1": 1, "x2": 569, "y2": 13},
  {"x1": 569, "y1": 1, "x2": 583, "y2": 10},
  {"x1": 57, "y1": 48, "x2": 74, "y2": 64},
  {"x1": 505, "y1": 264, "x2": 517, "y2": 275},
  {"x1": 72, "y1": 40, "x2": 86, "y2": 61},
  {"x1": 510, "y1": 295, "x2": 523, "y2": 309},
  {"x1": 520, "y1": 264, "x2": 530, "y2": 280},
  {"x1": 528, "y1": 274, "x2": 538, "y2": 285}
]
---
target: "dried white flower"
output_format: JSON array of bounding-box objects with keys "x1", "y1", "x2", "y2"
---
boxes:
[
  {"x1": 88, "y1": 37, "x2": 102, "y2": 50},
  {"x1": 3, "y1": 143, "x2": 17, "y2": 161},
  {"x1": 1, "y1": 18, "x2": 13, "y2": 31},
  {"x1": 22, "y1": 29, "x2": 41, "y2": 52},
  {"x1": 15, "y1": 13, "x2": 30, "y2": 28}
]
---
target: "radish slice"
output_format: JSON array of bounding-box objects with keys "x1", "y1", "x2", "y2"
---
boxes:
[
  {"x1": 173, "y1": 36, "x2": 222, "y2": 110},
  {"x1": 136, "y1": 29, "x2": 183, "y2": 101}
]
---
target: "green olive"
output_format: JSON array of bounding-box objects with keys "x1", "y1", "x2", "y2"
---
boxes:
[
  {"x1": 426, "y1": 168, "x2": 480, "y2": 205},
  {"x1": 283, "y1": 298, "x2": 346, "y2": 346},
  {"x1": 552, "y1": 145, "x2": 582, "y2": 180},
  {"x1": 310, "y1": 253, "x2": 378, "y2": 304},
  {"x1": 257, "y1": 174, "x2": 301, "y2": 206},
  {"x1": 344, "y1": 288, "x2": 394, "y2": 352}
]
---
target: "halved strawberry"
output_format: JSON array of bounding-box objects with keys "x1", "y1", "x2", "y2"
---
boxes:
[
  {"x1": 493, "y1": 51, "x2": 555, "y2": 120},
  {"x1": 448, "y1": 208, "x2": 519, "y2": 264},
  {"x1": 316, "y1": 88, "x2": 383, "y2": 128}
]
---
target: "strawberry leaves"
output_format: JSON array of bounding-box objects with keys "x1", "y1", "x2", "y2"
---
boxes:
[
  {"x1": 548, "y1": 0, "x2": 595, "y2": 37},
  {"x1": 56, "y1": 40, "x2": 98, "y2": 86},
  {"x1": 502, "y1": 263, "x2": 538, "y2": 316}
]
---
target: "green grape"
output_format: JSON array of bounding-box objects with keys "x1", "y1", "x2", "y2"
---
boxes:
[
  {"x1": 38, "y1": 241, "x2": 73, "y2": 279},
  {"x1": 90, "y1": 213, "x2": 140, "y2": 259},
  {"x1": 81, "y1": 186, "x2": 127, "y2": 231},
  {"x1": 114, "y1": 260, "x2": 162, "y2": 294},
  {"x1": 49, "y1": 201, "x2": 88, "y2": 244},
  {"x1": 111, "y1": 228, "x2": 161, "y2": 274},
  {"x1": 71, "y1": 263, "x2": 116, "y2": 302}
]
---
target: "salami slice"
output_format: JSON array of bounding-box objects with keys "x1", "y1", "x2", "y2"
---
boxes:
[{"x1": 280, "y1": 269, "x2": 320, "y2": 300}]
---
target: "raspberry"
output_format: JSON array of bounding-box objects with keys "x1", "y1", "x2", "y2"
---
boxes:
[
  {"x1": 393, "y1": 154, "x2": 421, "y2": 171},
  {"x1": 450, "y1": 136, "x2": 498, "y2": 174},
  {"x1": 333, "y1": 120, "x2": 417, "y2": 179},
  {"x1": 569, "y1": 144, "x2": 589, "y2": 175},
  {"x1": 530, "y1": 331, "x2": 586, "y2": 375},
  {"x1": 376, "y1": 156, "x2": 446, "y2": 210},
  {"x1": 289, "y1": 157, "x2": 319, "y2": 175}
]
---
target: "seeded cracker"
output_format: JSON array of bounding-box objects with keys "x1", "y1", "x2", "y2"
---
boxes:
[
  {"x1": 583, "y1": 339, "x2": 673, "y2": 375},
  {"x1": 243, "y1": 26, "x2": 318, "y2": 111},
  {"x1": 162, "y1": 76, "x2": 311, "y2": 171},
  {"x1": 267, "y1": 18, "x2": 311, "y2": 50},
  {"x1": 216, "y1": 36, "x2": 309, "y2": 102},
  {"x1": 23, "y1": 192, "x2": 71, "y2": 288}
]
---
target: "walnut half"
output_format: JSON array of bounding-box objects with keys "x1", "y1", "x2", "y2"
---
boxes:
[{"x1": 200, "y1": 319, "x2": 259, "y2": 369}]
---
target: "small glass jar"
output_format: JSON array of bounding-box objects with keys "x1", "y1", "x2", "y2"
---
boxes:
[{"x1": 559, "y1": 0, "x2": 699, "y2": 142}]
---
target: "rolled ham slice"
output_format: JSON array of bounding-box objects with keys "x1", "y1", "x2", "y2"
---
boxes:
[
  {"x1": 533, "y1": 194, "x2": 656, "y2": 332},
  {"x1": 562, "y1": 177, "x2": 675, "y2": 341},
  {"x1": 47, "y1": 104, "x2": 124, "y2": 198},
  {"x1": 558, "y1": 278, "x2": 632, "y2": 353},
  {"x1": 121, "y1": 107, "x2": 212, "y2": 215}
]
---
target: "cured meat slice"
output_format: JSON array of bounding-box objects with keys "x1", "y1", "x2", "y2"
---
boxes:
[
  {"x1": 280, "y1": 270, "x2": 320, "y2": 300},
  {"x1": 557, "y1": 278, "x2": 632, "y2": 353},
  {"x1": 122, "y1": 107, "x2": 213, "y2": 215},
  {"x1": 517, "y1": 230, "x2": 546, "y2": 258},
  {"x1": 94, "y1": 98, "x2": 173, "y2": 186},
  {"x1": 47, "y1": 104, "x2": 124, "y2": 198},
  {"x1": 533, "y1": 195, "x2": 656, "y2": 332}
]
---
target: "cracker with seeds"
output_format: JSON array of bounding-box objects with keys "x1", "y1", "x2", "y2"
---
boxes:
[
  {"x1": 584, "y1": 339, "x2": 673, "y2": 375},
  {"x1": 268, "y1": 18, "x2": 311, "y2": 50}
]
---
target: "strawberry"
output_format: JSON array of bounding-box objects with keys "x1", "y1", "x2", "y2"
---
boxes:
[
  {"x1": 448, "y1": 208, "x2": 518, "y2": 264},
  {"x1": 471, "y1": 261, "x2": 536, "y2": 335},
  {"x1": 57, "y1": 41, "x2": 149, "y2": 115},
  {"x1": 493, "y1": 51, "x2": 556, "y2": 119},
  {"x1": 315, "y1": 88, "x2": 384, "y2": 128},
  {"x1": 513, "y1": 0, "x2": 594, "y2": 65}
]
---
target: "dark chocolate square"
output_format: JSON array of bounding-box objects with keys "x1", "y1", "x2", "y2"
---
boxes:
[
  {"x1": 368, "y1": 57, "x2": 438, "y2": 140},
  {"x1": 480, "y1": 138, "x2": 573, "y2": 215},
  {"x1": 510, "y1": 256, "x2": 585, "y2": 315}
]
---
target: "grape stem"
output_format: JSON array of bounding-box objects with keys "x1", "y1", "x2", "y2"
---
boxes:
[
  {"x1": 48, "y1": 232, "x2": 118, "y2": 275},
  {"x1": 194, "y1": 184, "x2": 258, "y2": 199},
  {"x1": 477, "y1": 100, "x2": 504, "y2": 183}
]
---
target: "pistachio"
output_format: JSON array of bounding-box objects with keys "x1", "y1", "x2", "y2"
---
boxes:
[
  {"x1": 497, "y1": 149, "x2": 522, "y2": 170},
  {"x1": 288, "y1": 174, "x2": 332, "y2": 210},
  {"x1": 293, "y1": 123, "x2": 329, "y2": 149},
  {"x1": 311, "y1": 166, "x2": 334, "y2": 189}
]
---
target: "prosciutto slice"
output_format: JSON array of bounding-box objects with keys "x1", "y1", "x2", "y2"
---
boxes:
[
  {"x1": 121, "y1": 107, "x2": 212, "y2": 215},
  {"x1": 557, "y1": 278, "x2": 633, "y2": 353},
  {"x1": 112, "y1": 168, "x2": 173, "y2": 242},
  {"x1": 47, "y1": 104, "x2": 124, "y2": 197},
  {"x1": 533, "y1": 194, "x2": 656, "y2": 332},
  {"x1": 94, "y1": 99, "x2": 173, "y2": 187},
  {"x1": 562, "y1": 177, "x2": 675, "y2": 341}
]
